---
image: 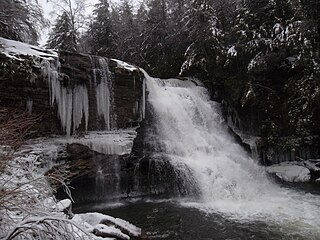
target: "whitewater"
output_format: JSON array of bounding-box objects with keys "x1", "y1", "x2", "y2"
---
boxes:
[{"x1": 143, "y1": 70, "x2": 320, "y2": 239}]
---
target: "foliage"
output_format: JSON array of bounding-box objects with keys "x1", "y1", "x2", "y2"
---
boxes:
[
  {"x1": 46, "y1": 0, "x2": 87, "y2": 52},
  {"x1": 0, "y1": 0, "x2": 48, "y2": 44},
  {"x1": 0, "y1": 108, "x2": 85, "y2": 239},
  {"x1": 46, "y1": 12, "x2": 78, "y2": 51}
]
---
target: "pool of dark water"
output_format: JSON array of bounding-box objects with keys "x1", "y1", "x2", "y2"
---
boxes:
[{"x1": 75, "y1": 198, "x2": 317, "y2": 240}]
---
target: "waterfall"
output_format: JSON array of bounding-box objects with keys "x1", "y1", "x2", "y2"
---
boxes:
[{"x1": 143, "y1": 71, "x2": 320, "y2": 234}]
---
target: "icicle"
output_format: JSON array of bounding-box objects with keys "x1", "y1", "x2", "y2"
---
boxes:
[
  {"x1": 142, "y1": 78, "x2": 146, "y2": 119},
  {"x1": 41, "y1": 59, "x2": 89, "y2": 135},
  {"x1": 96, "y1": 57, "x2": 112, "y2": 130}
]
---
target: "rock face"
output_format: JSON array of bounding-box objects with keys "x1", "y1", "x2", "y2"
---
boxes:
[{"x1": 0, "y1": 38, "x2": 144, "y2": 136}]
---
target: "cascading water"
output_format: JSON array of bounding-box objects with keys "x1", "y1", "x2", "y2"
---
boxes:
[{"x1": 143, "y1": 71, "x2": 320, "y2": 238}]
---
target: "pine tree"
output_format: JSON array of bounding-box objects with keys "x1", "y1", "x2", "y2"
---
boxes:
[
  {"x1": 87, "y1": 0, "x2": 116, "y2": 56},
  {"x1": 181, "y1": 0, "x2": 223, "y2": 79},
  {"x1": 140, "y1": 0, "x2": 169, "y2": 76},
  {"x1": 116, "y1": 0, "x2": 139, "y2": 62},
  {"x1": 47, "y1": 0, "x2": 86, "y2": 52},
  {"x1": 0, "y1": 0, "x2": 48, "y2": 43},
  {"x1": 46, "y1": 12, "x2": 77, "y2": 51}
]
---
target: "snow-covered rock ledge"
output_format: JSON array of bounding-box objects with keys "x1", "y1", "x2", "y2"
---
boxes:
[{"x1": 266, "y1": 160, "x2": 320, "y2": 183}]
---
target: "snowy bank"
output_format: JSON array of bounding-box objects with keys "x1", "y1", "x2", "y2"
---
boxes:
[{"x1": 0, "y1": 37, "x2": 57, "y2": 60}]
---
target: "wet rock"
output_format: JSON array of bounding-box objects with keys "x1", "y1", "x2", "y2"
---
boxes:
[{"x1": 66, "y1": 143, "x2": 93, "y2": 161}]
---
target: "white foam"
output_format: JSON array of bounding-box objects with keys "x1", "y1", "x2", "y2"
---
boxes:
[{"x1": 143, "y1": 71, "x2": 320, "y2": 237}]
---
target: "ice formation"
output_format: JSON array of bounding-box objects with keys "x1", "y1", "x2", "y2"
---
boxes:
[
  {"x1": 41, "y1": 59, "x2": 89, "y2": 136},
  {"x1": 95, "y1": 58, "x2": 112, "y2": 130}
]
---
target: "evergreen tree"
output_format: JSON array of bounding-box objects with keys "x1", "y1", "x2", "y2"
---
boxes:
[
  {"x1": 0, "y1": 0, "x2": 48, "y2": 43},
  {"x1": 116, "y1": 0, "x2": 139, "y2": 62},
  {"x1": 140, "y1": 0, "x2": 169, "y2": 76},
  {"x1": 46, "y1": 12, "x2": 77, "y2": 51},
  {"x1": 88, "y1": 0, "x2": 115, "y2": 56},
  {"x1": 181, "y1": 0, "x2": 224, "y2": 80},
  {"x1": 47, "y1": 0, "x2": 86, "y2": 52}
]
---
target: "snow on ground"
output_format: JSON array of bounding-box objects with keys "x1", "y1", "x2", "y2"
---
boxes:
[
  {"x1": 0, "y1": 130, "x2": 140, "y2": 239},
  {"x1": 94, "y1": 224, "x2": 129, "y2": 239},
  {"x1": 0, "y1": 37, "x2": 57, "y2": 60},
  {"x1": 266, "y1": 161, "x2": 311, "y2": 182}
]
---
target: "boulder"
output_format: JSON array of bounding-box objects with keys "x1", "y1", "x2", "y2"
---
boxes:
[{"x1": 266, "y1": 161, "x2": 311, "y2": 182}]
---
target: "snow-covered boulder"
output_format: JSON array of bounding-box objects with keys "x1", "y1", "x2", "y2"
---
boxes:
[
  {"x1": 56, "y1": 199, "x2": 73, "y2": 218},
  {"x1": 73, "y1": 212, "x2": 142, "y2": 239},
  {"x1": 266, "y1": 161, "x2": 311, "y2": 182},
  {"x1": 94, "y1": 224, "x2": 129, "y2": 240}
]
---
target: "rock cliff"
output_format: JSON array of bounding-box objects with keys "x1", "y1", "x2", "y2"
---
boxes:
[{"x1": 0, "y1": 38, "x2": 144, "y2": 136}]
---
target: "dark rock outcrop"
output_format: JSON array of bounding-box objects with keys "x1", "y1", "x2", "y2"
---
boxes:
[{"x1": 0, "y1": 48, "x2": 144, "y2": 136}]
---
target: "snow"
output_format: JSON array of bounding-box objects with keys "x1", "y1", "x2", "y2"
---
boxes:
[
  {"x1": 1, "y1": 135, "x2": 141, "y2": 239},
  {"x1": 111, "y1": 58, "x2": 139, "y2": 72},
  {"x1": 73, "y1": 212, "x2": 141, "y2": 237},
  {"x1": 266, "y1": 162, "x2": 311, "y2": 182},
  {"x1": 0, "y1": 37, "x2": 57, "y2": 60},
  {"x1": 304, "y1": 160, "x2": 320, "y2": 172},
  {"x1": 227, "y1": 46, "x2": 237, "y2": 57},
  {"x1": 94, "y1": 224, "x2": 130, "y2": 240},
  {"x1": 56, "y1": 199, "x2": 72, "y2": 212}
]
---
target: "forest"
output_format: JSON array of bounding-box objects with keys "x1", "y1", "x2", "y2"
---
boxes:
[
  {"x1": 3, "y1": 0, "x2": 319, "y2": 156},
  {"x1": 1, "y1": 0, "x2": 320, "y2": 239}
]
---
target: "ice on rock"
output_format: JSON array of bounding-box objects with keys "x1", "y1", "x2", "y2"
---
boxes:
[
  {"x1": 63, "y1": 130, "x2": 137, "y2": 155},
  {"x1": 41, "y1": 60, "x2": 89, "y2": 135},
  {"x1": 142, "y1": 77, "x2": 146, "y2": 119},
  {"x1": 96, "y1": 58, "x2": 112, "y2": 130}
]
